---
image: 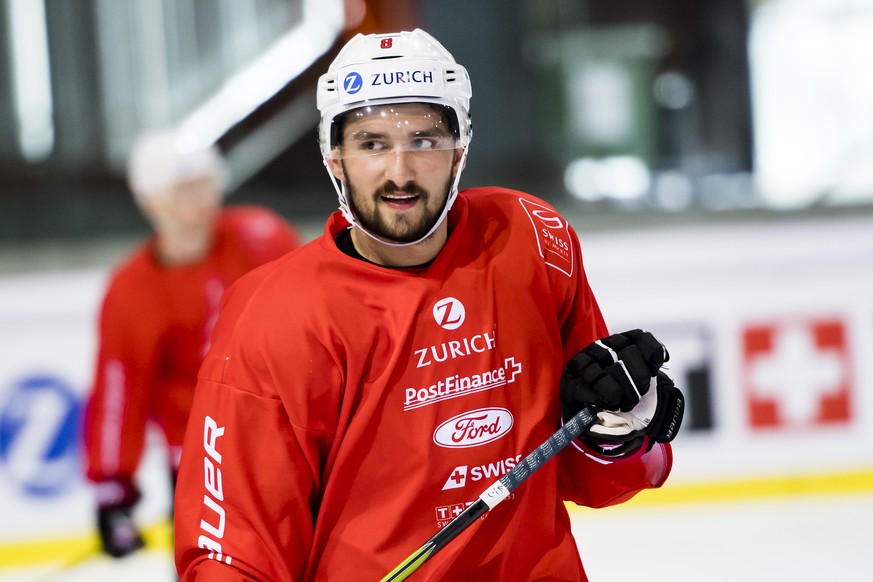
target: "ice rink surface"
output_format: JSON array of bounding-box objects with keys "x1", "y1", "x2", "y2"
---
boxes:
[
  {"x1": 4, "y1": 490, "x2": 871, "y2": 581},
  {"x1": 573, "y1": 492, "x2": 873, "y2": 581}
]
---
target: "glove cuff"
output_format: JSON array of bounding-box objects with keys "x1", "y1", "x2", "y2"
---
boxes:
[
  {"x1": 95, "y1": 478, "x2": 140, "y2": 510},
  {"x1": 97, "y1": 504, "x2": 145, "y2": 558},
  {"x1": 647, "y1": 371, "x2": 685, "y2": 444},
  {"x1": 577, "y1": 433, "x2": 649, "y2": 459}
]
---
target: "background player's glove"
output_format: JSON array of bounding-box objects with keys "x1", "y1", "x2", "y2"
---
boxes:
[
  {"x1": 560, "y1": 329, "x2": 684, "y2": 457},
  {"x1": 96, "y1": 479, "x2": 145, "y2": 558}
]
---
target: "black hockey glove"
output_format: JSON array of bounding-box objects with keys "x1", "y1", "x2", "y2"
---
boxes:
[
  {"x1": 96, "y1": 480, "x2": 145, "y2": 558},
  {"x1": 560, "y1": 329, "x2": 684, "y2": 457}
]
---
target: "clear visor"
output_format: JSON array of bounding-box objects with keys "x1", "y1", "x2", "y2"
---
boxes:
[{"x1": 329, "y1": 103, "x2": 460, "y2": 160}]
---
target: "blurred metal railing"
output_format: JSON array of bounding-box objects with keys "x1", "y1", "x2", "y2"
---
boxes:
[{"x1": 93, "y1": 0, "x2": 344, "y2": 179}]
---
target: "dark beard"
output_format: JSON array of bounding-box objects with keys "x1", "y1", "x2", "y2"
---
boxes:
[{"x1": 345, "y1": 176, "x2": 453, "y2": 244}]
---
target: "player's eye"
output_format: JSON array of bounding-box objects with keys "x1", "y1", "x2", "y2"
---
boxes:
[
  {"x1": 409, "y1": 138, "x2": 436, "y2": 151},
  {"x1": 360, "y1": 140, "x2": 387, "y2": 152}
]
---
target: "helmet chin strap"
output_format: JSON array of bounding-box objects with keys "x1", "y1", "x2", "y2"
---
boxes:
[{"x1": 323, "y1": 147, "x2": 469, "y2": 248}]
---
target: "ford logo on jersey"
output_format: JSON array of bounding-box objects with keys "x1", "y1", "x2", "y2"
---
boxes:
[
  {"x1": 433, "y1": 407, "x2": 514, "y2": 448},
  {"x1": 337, "y1": 59, "x2": 446, "y2": 105}
]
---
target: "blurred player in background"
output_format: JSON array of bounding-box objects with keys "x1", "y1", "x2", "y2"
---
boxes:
[
  {"x1": 173, "y1": 29, "x2": 684, "y2": 580},
  {"x1": 82, "y1": 129, "x2": 302, "y2": 558}
]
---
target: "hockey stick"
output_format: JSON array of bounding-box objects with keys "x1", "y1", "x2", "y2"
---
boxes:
[
  {"x1": 380, "y1": 405, "x2": 598, "y2": 582},
  {"x1": 27, "y1": 544, "x2": 101, "y2": 582},
  {"x1": 26, "y1": 516, "x2": 171, "y2": 582}
]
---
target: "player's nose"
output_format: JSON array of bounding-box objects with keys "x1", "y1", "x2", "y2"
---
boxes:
[{"x1": 383, "y1": 150, "x2": 415, "y2": 185}]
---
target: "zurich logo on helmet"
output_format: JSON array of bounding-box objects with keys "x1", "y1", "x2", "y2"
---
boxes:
[{"x1": 343, "y1": 72, "x2": 363, "y2": 95}]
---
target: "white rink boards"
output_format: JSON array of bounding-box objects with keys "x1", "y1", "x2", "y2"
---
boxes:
[{"x1": 1, "y1": 213, "x2": 872, "y2": 580}]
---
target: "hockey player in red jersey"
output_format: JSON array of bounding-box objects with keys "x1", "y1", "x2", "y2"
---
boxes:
[
  {"x1": 174, "y1": 29, "x2": 684, "y2": 580},
  {"x1": 82, "y1": 129, "x2": 301, "y2": 558}
]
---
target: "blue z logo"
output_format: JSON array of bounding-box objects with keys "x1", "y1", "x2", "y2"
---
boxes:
[
  {"x1": 343, "y1": 72, "x2": 363, "y2": 95},
  {"x1": 0, "y1": 375, "x2": 82, "y2": 497}
]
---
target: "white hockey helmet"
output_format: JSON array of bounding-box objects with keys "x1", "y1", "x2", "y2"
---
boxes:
[
  {"x1": 126, "y1": 129, "x2": 228, "y2": 200},
  {"x1": 316, "y1": 29, "x2": 473, "y2": 246},
  {"x1": 317, "y1": 28, "x2": 472, "y2": 160}
]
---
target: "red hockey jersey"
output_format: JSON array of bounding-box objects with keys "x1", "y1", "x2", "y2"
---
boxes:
[
  {"x1": 83, "y1": 206, "x2": 301, "y2": 488},
  {"x1": 174, "y1": 188, "x2": 672, "y2": 581}
]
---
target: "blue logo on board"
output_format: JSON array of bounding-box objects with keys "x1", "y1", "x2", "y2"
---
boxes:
[{"x1": 0, "y1": 374, "x2": 82, "y2": 497}]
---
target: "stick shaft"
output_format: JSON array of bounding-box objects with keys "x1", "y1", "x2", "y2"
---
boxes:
[
  {"x1": 380, "y1": 406, "x2": 598, "y2": 582},
  {"x1": 380, "y1": 499, "x2": 488, "y2": 582},
  {"x1": 29, "y1": 545, "x2": 100, "y2": 582}
]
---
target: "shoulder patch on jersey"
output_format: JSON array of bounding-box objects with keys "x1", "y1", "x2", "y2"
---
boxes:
[{"x1": 518, "y1": 197, "x2": 574, "y2": 277}]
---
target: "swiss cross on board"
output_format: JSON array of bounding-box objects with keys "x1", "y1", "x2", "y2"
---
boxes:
[{"x1": 741, "y1": 318, "x2": 853, "y2": 429}]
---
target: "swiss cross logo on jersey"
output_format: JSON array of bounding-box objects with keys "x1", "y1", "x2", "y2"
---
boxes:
[
  {"x1": 433, "y1": 297, "x2": 465, "y2": 330},
  {"x1": 742, "y1": 318, "x2": 853, "y2": 429},
  {"x1": 440, "y1": 455, "x2": 522, "y2": 491},
  {"x1": 442, "y1": 465, "x2": 468, "y2": 490}
]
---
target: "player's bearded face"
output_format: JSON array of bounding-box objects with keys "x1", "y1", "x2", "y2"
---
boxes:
[
  {"x1": 343, "y1": 172, "x2": 454, "y2": 244},
  {"x1": 333, "y1": 103, "x2": 460, "y2": 244}
]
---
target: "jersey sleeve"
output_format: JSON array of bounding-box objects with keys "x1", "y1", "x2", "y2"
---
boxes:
[
  {"x1": 558, "y1": 441, "x2": 673, "y2": 507},
  {"x1": 174, "y1": 371, "x2": 319, "y2": 581},
  {"x1": 82, "y1": 271, "x2": 159, "y2": 490},
  {"x1": 552, "y1": 221, "x2": 674, "y2": 506},
  {"x1": 173, "y1": 268, "x2": 337, "y2": 581},
  {"x1": 554, "y1": 225, "x2": 608, "y2": 364}
]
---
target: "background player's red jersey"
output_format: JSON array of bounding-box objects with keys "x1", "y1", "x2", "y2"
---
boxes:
[{"x1": 83, "y1": 205, "x2": 301, "y2": 488}]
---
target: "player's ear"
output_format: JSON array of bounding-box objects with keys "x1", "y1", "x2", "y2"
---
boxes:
[
  {"x1": 326, "y1": 157, "x2": 345, "y2": 181},
  {"x1": 452, "y1": 147, "x2": 466, "y2": 175}
]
